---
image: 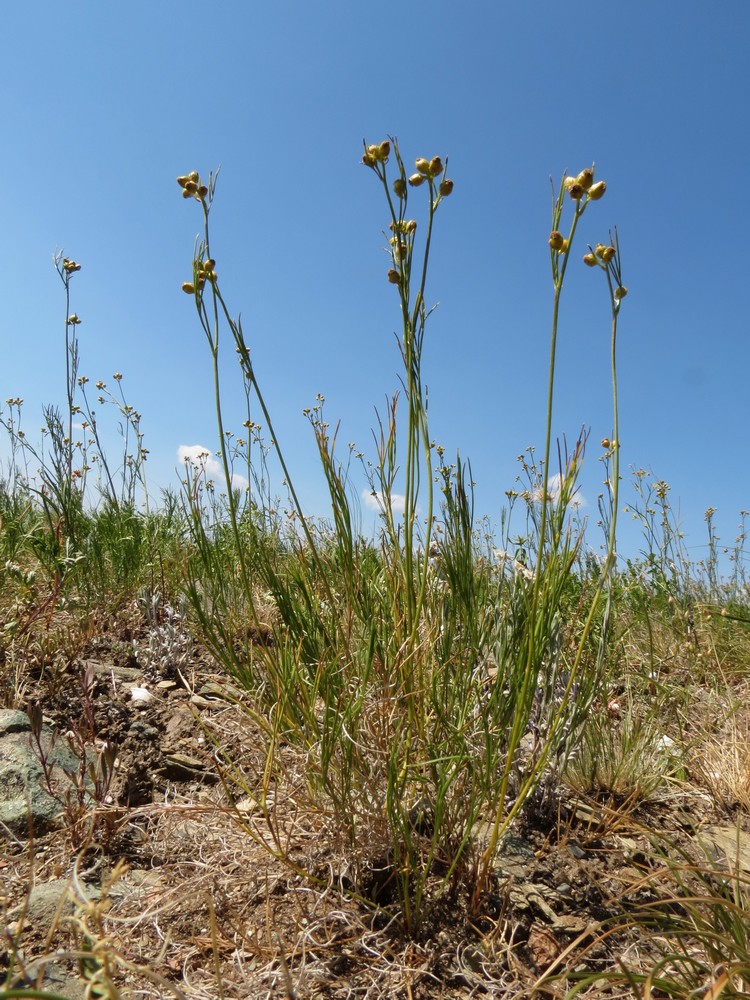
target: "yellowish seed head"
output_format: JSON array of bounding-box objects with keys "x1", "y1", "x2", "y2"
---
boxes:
[
  {"x1": 614, "y1": 285, "x2": 628, "y2": 299},
  {"x1": 182, "y1": 282, "x2": 195, "y2": 294},
  {"x1": 408, "y1": 173, "x2": 425, "y2": 187},
  {"x1": 429, "y1": 156, "x2": 443, "y2": 177},
  {"x1": 576, "y1": 167, "x2": 595, "y2": 191},
  {"x1": 378, "y1": 140, "x2": 391, "y2": 160},
  {"x1": 415, "y1": 158, "x2": 430, "y2": 175},
  {"x1": 583, "y1": 252, "x2": 598, "y2": 267},
  {"x1": 548, "y1": 231, "x2": 565, "y2": 251},
  {"x1": 588, "y1": 180, "x2": 606, "y2": 200}
]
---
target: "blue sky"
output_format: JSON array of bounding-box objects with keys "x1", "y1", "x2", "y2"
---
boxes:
[{"x1": 2, "y1": 2, "x2": 749, "y2": 569}]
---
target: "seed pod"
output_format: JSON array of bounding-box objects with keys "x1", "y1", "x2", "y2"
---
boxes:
[
  {"x1": 408, "y1": 173, "x2": 425, "y2": 187},
  {"x1": 177, "y1": 175, "x2": 189, "y2": 188},
  {"x1": 601, "y1": 438, "x2": 611, "y2": 449},
  {"x1": 393, "y1": 177, "x2": 406, "y2": 197},
  {"x1": 362, "y1": 151, "x2": 376, "y2": 167},
  {"x1": 614, "y1": 285, "x2": 628, "y2": 299},
  {"x1": 182, "y1": 282, "x2": 195, "y2": 294},
  {"x1": 567, "y1": 182, "x2": 584, "y2": 200},
  {"x1": 548, "y1": 231, "x2": 565, "y2": 251},
  {"x1": 378, "y1": 140, "x2": 391, "y2": 160},
  {"x1": 387, "y1": 268, "x2": 400, "y2": 284},
  {"x1": 439, "y1": 178, "x2": 454, "y2": 196},
  {"x1": 588, "y1": 181, "x2": 606, "y2": 200},
  {"x1": 576, "y1": 167, "x2": 594, "y2": 191},
  {"x1": 429, "y1": 156, "x2": 443, "y2": 176},
  {"x1": 583, "y1": 252, "x2": 598, "y2": 267},
  {"x1": 415, "y1": 158, "x2": 430, "y2": 175}
]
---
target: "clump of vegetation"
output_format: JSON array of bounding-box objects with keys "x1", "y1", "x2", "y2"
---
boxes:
[{"x1": 1, "y1": 140, "x2": 748, "y2": 998}]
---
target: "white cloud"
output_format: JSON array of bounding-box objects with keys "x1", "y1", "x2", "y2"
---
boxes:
[
  {"x1": 177, "y1": 444, "x2": 249, "y2": 491},
  {"x1": 362, "y1": 488, "x2": 407, "y2": 517},
  {"x1": 533, "y1": 473, "x2": 586, "y2": 509}
]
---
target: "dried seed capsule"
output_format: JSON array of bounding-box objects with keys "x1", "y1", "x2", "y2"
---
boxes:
[
  {"x1": 415, "y1": 158, "x2": 430, "y2": 175},
  {"x1": 182, "y1": 282, "x2": 195, "y2": 294},
  {"x1": 387, "y1": 268, "x2": 400, "y2": 284},
  {"x1": 588, "y1": 181, "x2": 606, "y2": 200},
  {"x1": 548, "y1": 231, "x2": 565, "y2": 251},
  {"x1": 378, "y1": 140, "x2": 391, "y2": 160},
  {"x1": 393, "y1": 177, "x2": 406, "y2": 197},
  {"x1": 408, "y1": 173, "x2": 425, "y2": 187},
  {"x1": 614, "y1": 285, "x2": 628, "y2": 299},
  {"x1": 439, "y1": 178, "x2": 454, "y2": 196},
  {"x1": 583, "y1": 252, "x2": 598, "y2": 267},
  {"x1": 429, "y1": 156, "x2": 443, "y2": 176},
  {"x1": 576, "y1": 167, "x2": 595, "y2": 190}
]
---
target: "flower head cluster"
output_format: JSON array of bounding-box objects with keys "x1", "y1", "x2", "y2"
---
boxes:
[
  {"x1": 176, "y1": 171, "x2": 209, "y2": 201},
  {"x1": 362, "y1": 140, "x2": 391, "y2": 167},
  {"x1": 408, "y1": 156, "x2": 453, "y2": 196},
  {"x1": 182, "y1": 256, "x2": 217, "y2": 296},
  {"x1": 583, "y1": 230, "x2": 627, "y2": 301},
  {"x1": 563, "y1": 166, "x2": 606, "y2": 202}
]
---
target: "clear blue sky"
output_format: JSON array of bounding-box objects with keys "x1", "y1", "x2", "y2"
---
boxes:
[{"x1": 3, "y1": 2, "x2": 749, "y2": 569}]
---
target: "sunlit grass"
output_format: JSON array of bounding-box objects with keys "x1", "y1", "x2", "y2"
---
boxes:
[{"x1": 1, "y1": 140, "x2": 749, "y2": 997}]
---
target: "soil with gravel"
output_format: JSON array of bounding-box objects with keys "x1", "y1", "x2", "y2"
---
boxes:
[{"x1": 2, "y1": 608, "x2": 747, "y2": 999}]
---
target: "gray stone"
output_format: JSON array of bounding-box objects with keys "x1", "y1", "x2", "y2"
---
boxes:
[
  {"x1": 0, "y1": 712, "x2": 89, "y2": 837},
  {"x1": 0, "y1": 708, "x2": 32, "y2": 736}
]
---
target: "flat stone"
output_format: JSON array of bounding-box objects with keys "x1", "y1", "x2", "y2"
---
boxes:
[
  {"x1": 0, "y1": 709, "x2": 32, "y2": 736},
  {"x1": 696, "y1": 824, "x2": 750, "y2": 874},
  {"x1": 0, "y1": 715, "x2": 92, "y2": 837}
]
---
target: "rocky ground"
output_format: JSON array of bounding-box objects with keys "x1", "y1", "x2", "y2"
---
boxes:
[{"x1": 2, "y1": 606, "x2": 749, "y2": 998}]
